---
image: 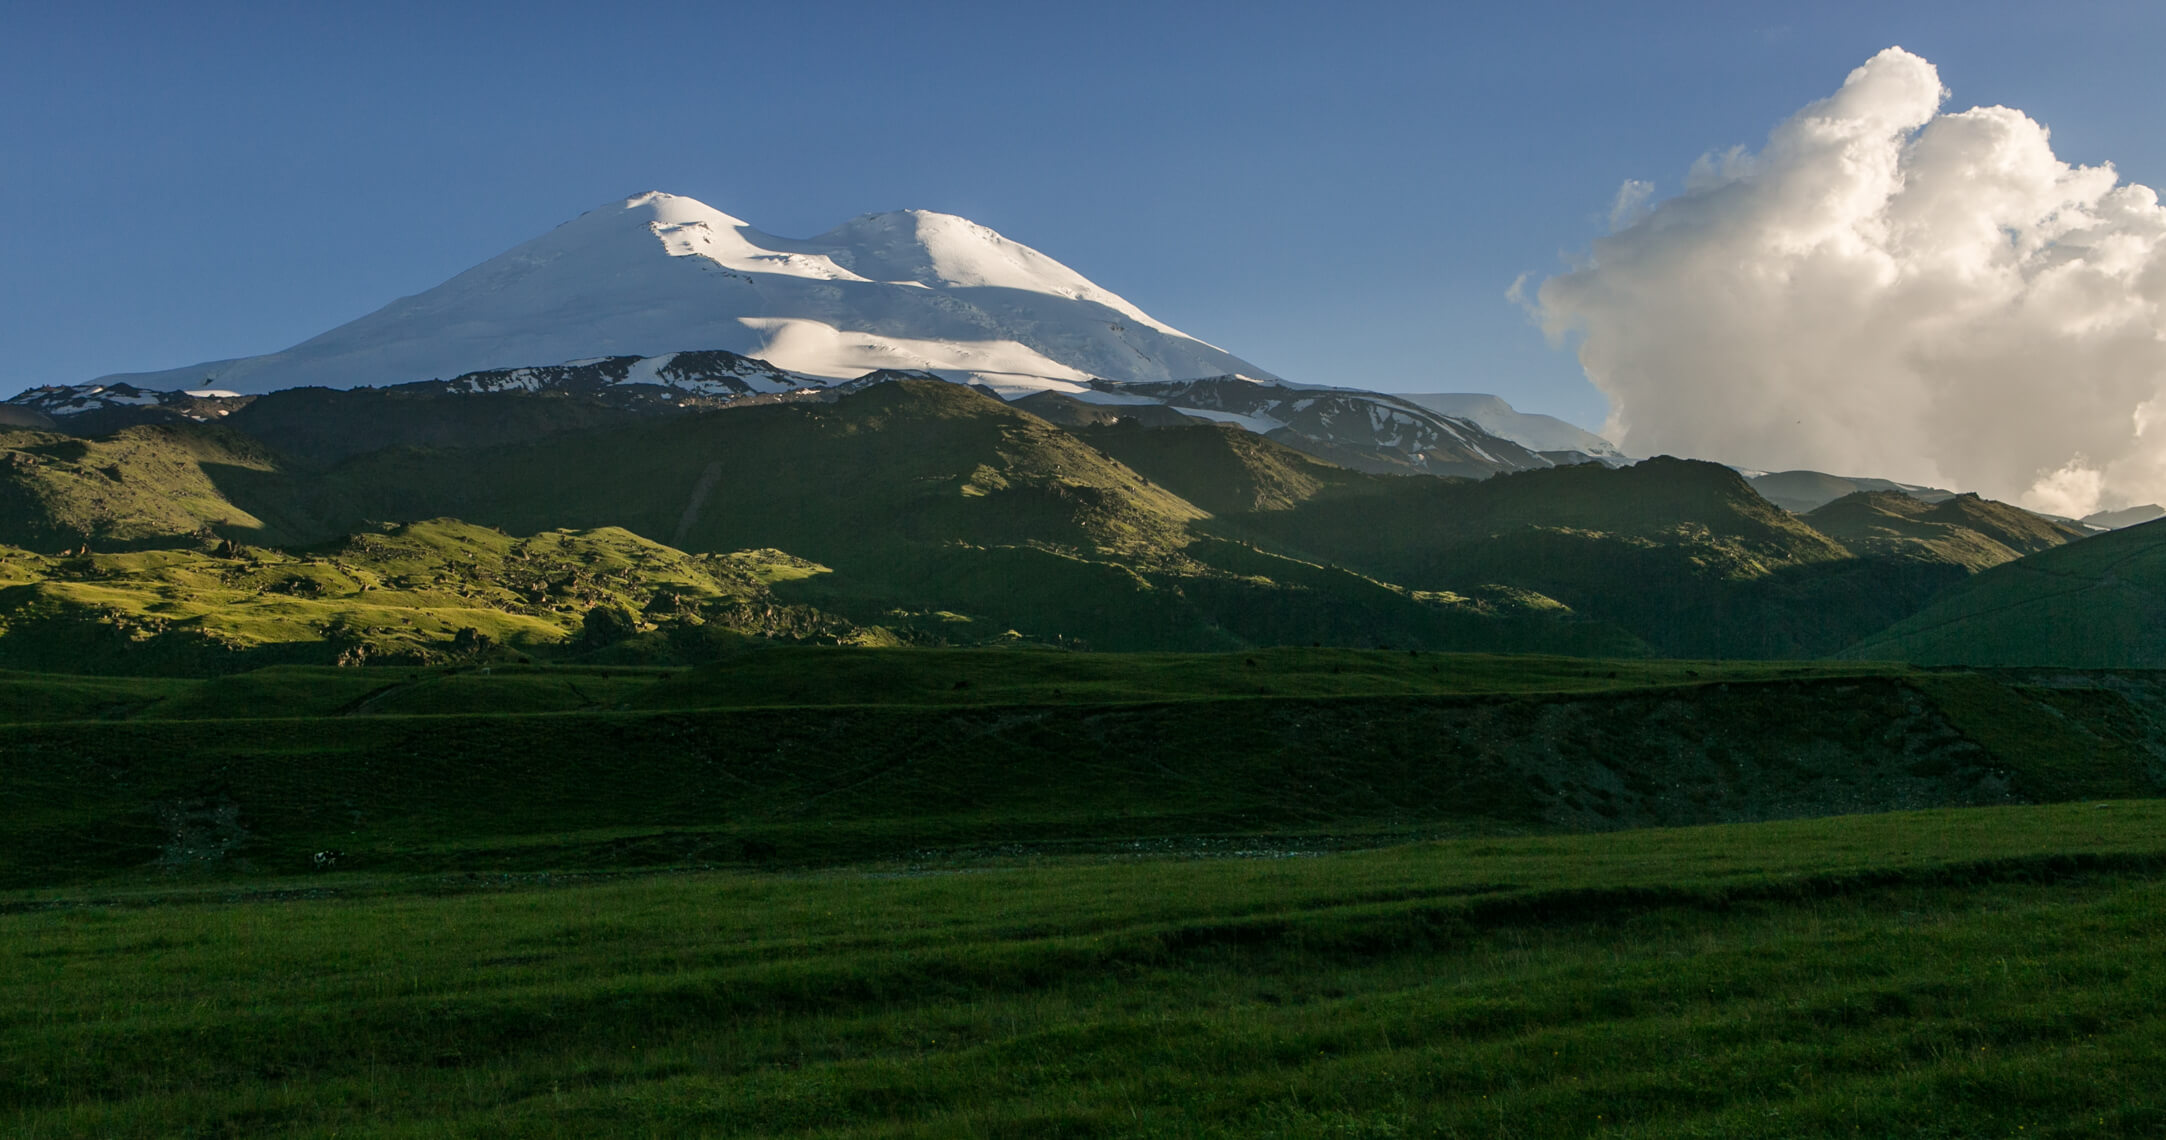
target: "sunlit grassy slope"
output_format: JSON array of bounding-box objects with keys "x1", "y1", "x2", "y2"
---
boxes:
[
  {"x1": 0, "y1": 519, "x2": 864, "y2": 673},
  {"x1": 0, "y1": 422, "x2": 285, "y2": 549},
  {"x1": 6, "y1": 802, "x2": 2164, "y2": 1137}
]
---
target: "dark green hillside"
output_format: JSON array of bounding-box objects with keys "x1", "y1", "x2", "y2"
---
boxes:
[
  {"x1": 1077, "y1": 420, "x2": 1381, "y2": 515},
  {"x1": 1846, "y1": 517, "x2": 2166, "y2": 665},
  {"x1": 225, "y1": 386, "x2": 645, "y2": 467},
  {"x1": 1803, "y1": 489, "x2": 2085, "y2": 570},
  {"x1": 4, "y1": 650, "x2": 2163, "y2": 887},
  {"x1": 301, "y1": 379, "x2": 1205, "y2": 560},
  {"x1": 224, "y1": 383, "x2": 1631, "y2": 654},
  {"x1": 0, "y1": 384, "x2": 2104, "y2": 658},
  {"x1": 1168, "y1": 538, "x2": 1649, "y2": 656},
  {"x1": 1007, "y1": 389, "x2": 1198, "y2": 429},
  {"x1": 1225, "y1": 456, "x2": 1839, "y2": 568},
  {"x1": 1217, "y1": 456, "x2": 1912, "y2": 657}
]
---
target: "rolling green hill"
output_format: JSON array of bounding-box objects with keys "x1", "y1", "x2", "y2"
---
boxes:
[
  {"x1": 300, "y1": 380, "x2": 1208, "y2": 560},
  {"x1": 1845, "y1": 516, "x2": 2166, "y2": 665},
  {"x1": 0, "y1": 422, "x2": 291, "y2": 550},
  {"x1": 0, "y1": 520, "x2": 879, "y2": 674},
  {"x1": 0, "y1": 380, "x2": 2128, "y2": 660},
  {"x1": 1212, "y1": 456, "x2": 1881, "y2": 656},
  {"x1": 0, "y1": 383, "x2": 1663, "y2": 659}
]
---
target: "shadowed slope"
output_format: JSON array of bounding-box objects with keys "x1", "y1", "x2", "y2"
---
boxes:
[
  {"x1": 1075, "y1": 421, "x2": 1382, "y2": 515},
  {"x1": 1846, "y1": 518, "x2": 2166, "y2": 665},
  {"x1": 295, "y1": 379, "x2": 1207, "y2": 562},
  {"x1": 1215, "y1": 457, "x2": 1883, "y2": 657}
]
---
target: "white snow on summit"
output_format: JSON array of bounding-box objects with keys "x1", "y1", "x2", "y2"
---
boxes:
[{"x1": 94, "y1": 192, "x2": 1272, "y2": 395}]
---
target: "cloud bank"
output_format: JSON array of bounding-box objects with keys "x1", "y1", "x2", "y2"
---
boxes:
[{"x1": 1537, "y1": 47, "x2": 2166, "y2": 517}]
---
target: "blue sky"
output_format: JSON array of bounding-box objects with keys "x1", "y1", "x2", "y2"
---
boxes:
[{"x1": 3, "y1": 1, "x2": 2161, "y2": 430}]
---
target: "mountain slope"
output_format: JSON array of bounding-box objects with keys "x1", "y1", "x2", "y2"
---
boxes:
[
  {"x1": 1215, "y1": 456, "x2": 1918, "y2": 657},
  {"x1": 1803, "y1": 491, "x2": 2086, "y2": 571},
  {"x1": 0, "y1": 424, "x2": 291, "y2": 550},
  {"x1": 1748, "y1": 469, "x2": 1955, "y2": 514},
  {"x1": 1075, "y1": 420, "x2": 1383, "y2": 516},
  {"x1": 92, "y1": 192, "x2": 1273, "y2": 395},
  {"x1": 9, "y1": 377, "x2": 2084, "y2": 662},
  {"x1": 1107, "y1": 376, "x2": 1553, "y2": 476},
  {"x1": 1844, "y1": 520, "x2": 2166, "y2": 666},
  {"x1": 1394, "y1": 392, "x2": 1621, "y2": 459},
  {"x1": 0, "y1": 520, "x2": 872, "y2": 673},
  {"x1": 294, "y1": 379, "x2": 1208, "y2": 561},
  {"x1": 0, "y1": 381, "x2": 1660, "y2": 659}
]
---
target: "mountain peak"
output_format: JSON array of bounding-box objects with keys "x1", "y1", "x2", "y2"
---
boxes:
[{"x1": 87, "y1": 194, "x2": 1273, "y2": 396}]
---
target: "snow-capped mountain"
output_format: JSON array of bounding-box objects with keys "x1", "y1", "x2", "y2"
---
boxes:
[
  {"x1": 91, "y1": 191, "x2": 1271, "y2": 396},
  {"x1": 19, "y1": 191, "x2": 1625, "y2": 477}
]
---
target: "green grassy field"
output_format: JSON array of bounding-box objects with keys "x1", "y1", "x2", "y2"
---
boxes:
[
  {"x1": 3, "y1": 649, "x2": 2159, "y2": 889},
  {"x1": 7, "y1": 648, "x2": 2165, "y2": 1135},
  {"x1": 5, "y1": 802, "x2": 2164, "y2": 1137},
  {"x1": 0, "y1": 647, "x2": 1897, "y2": 723}
]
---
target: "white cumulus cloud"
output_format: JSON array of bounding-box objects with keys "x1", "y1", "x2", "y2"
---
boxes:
[
  {"x1": 1608, "y1": 179, "x2": 1656, "y2": 231},
  {"x1": 1536, "y1": 47, "x2": 2166, "y2": 518}
]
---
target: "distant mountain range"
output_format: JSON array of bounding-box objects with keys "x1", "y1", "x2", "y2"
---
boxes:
[
  {"x1": 0, "y1": 372, "x2": 2119, "y2": 667},
  {"x1": 0, "y1": 191, "x2": 2154, "y2": 669}
]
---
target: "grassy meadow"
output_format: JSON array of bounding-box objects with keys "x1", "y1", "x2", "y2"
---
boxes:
[
  {"x1": 5, "y1": 802, "x2": 2165, "y2": 1136},
  {"x1": 6, "y1": 648, "x2": 2166, "y2": 1135},
  {"x1": 0, "y1": 650, "x2": 2085, "y2": 888}
]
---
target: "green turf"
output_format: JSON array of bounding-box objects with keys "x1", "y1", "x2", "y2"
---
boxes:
[
  {"x1": 0, "y1": 648, "x2": 1891, "y2": 724},
  {"x1": 3, "y1": 651, "x2": 2160, "y2": 892},
  {"x1": 4, "y1": 802, "x2": 2163, "y2": 1137}
]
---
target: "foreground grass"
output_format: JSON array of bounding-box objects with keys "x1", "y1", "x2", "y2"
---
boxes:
[{"x1": 6, "y1": 802, "x2": 2165, "y2": 1137}]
